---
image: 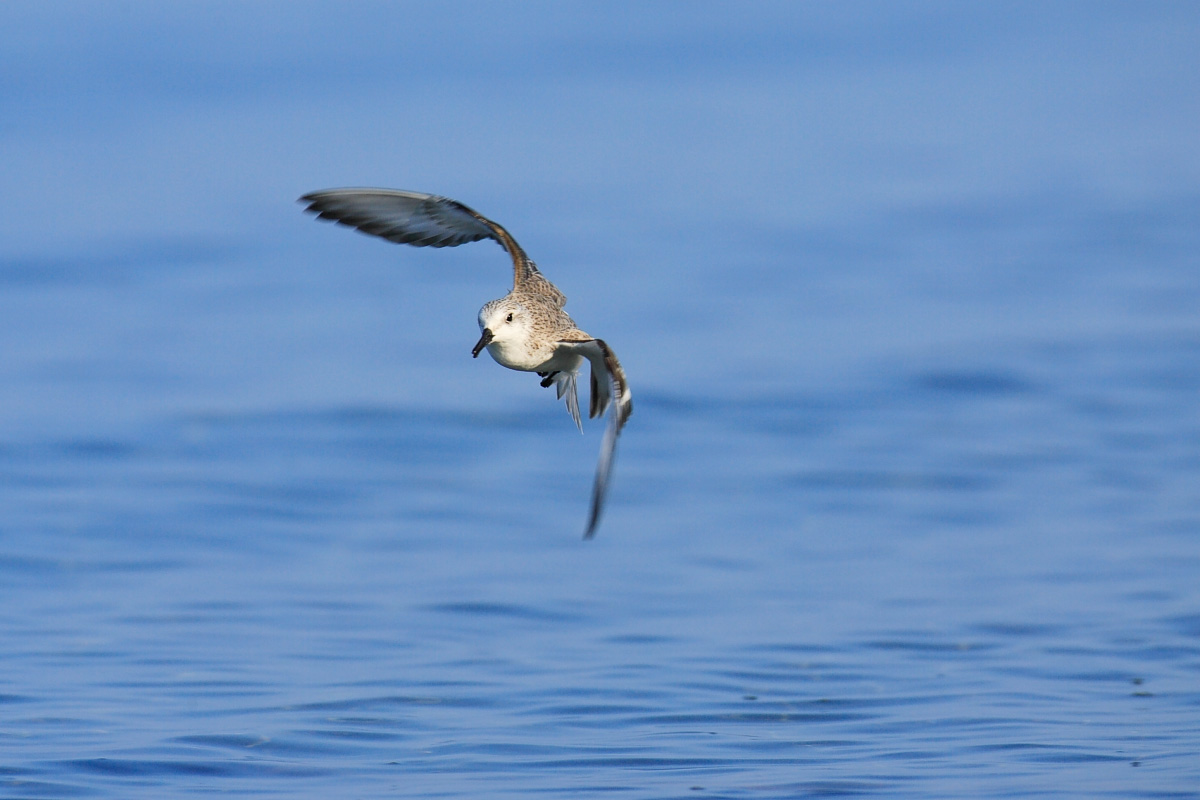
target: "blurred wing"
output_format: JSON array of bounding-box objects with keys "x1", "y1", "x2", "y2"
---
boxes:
[
  {"x1": 586, "y1": 413, "x2": 622, "y2": 540},
  {"x1": 300, "y1": 188, "x2": 538, "y2": 288},
  {"x1": 558, "y1": 338, "x2": 633, "y2": 539}
]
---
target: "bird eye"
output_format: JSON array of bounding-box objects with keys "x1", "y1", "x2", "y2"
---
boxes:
[{"x1": 506, "y1": 313, "x2": 513, "y2": 322}]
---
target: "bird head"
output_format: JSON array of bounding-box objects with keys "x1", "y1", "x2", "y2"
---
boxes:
[{"x1": 473, "y1": 298, "x2": 530, "y2": 358}]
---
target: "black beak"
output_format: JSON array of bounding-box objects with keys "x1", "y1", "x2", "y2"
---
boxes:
[{"x1": 472, "y1": 328, "x2": 494, "y2": 358}]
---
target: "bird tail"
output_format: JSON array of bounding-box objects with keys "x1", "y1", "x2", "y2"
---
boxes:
[{"x1": 554, "y1": 372, "x2": 583, "y2": 432}]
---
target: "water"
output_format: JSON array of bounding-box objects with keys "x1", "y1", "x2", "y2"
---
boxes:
[{"x1": 2, "y1": 2, "x2": 1199, "y2": 798}]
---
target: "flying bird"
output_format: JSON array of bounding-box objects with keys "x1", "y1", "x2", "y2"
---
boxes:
[{"x1": 300, "y1": 188, "x2": 632, "y2": 539}]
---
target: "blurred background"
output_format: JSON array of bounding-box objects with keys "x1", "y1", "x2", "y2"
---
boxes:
[{"x1": 1, "y1": 2, "x2": 1197, "y2": 798}]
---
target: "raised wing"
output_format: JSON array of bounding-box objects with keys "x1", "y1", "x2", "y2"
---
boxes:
[
  {"x1": 558, "y1": 338, "x2": 633, "y2": 539},
  {"x1": 300, "y1": 188, "x2": 539, "y2": 289}
]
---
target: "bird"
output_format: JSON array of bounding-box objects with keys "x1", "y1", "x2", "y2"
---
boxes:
[{"x1": 299, "y1": 188, "x2": 632, "y2": 539}]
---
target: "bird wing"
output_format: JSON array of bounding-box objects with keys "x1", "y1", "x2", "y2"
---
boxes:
[
  {"x1": 300, "y1": 188, "x2": 542, "y2": 290},
  {"x1": 557, "y1": 338, "x2": 633, "y2": 539}
]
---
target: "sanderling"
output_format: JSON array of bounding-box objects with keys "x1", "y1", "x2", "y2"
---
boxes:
[{"x1": 300, "y1": 188, "x2": 632, "y2": 539}]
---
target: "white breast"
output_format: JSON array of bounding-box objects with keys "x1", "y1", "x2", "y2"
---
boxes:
[{"x1": 484, "y1": 338, "x2": 546, "y2": 372}]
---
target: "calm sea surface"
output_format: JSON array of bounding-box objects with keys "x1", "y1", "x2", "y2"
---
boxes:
[{"x1": 1, "y1": 3, "x2": 1198, "y2": 798}]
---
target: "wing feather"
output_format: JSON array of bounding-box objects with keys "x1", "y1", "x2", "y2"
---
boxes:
[
  {"x1": 557, "y1": 338, "x2": 633, "y2": 538},
  {"x1": 300, "y1": 188, "x2": 539, "y2": 288}
]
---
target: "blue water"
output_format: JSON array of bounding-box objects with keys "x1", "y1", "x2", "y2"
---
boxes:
[{"x1": 2, "y1": 2, "x2": 1199, "y2": 798}]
